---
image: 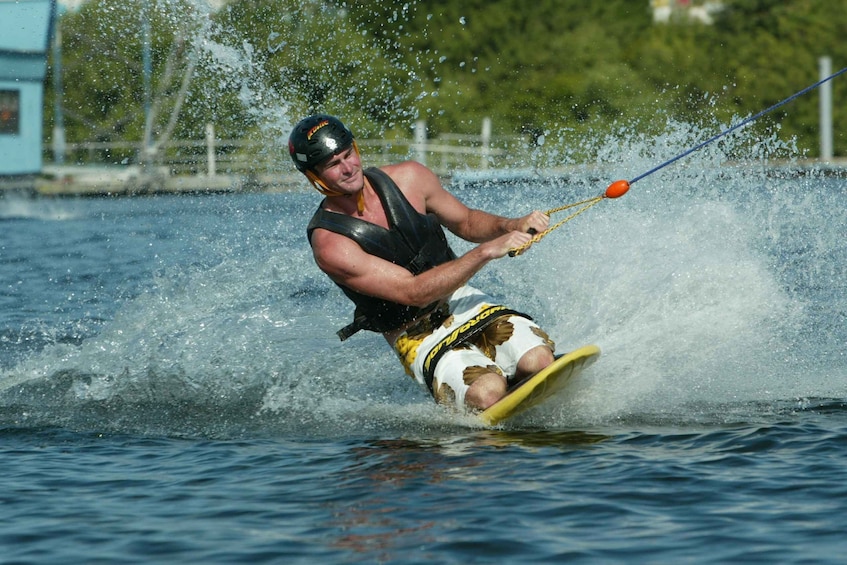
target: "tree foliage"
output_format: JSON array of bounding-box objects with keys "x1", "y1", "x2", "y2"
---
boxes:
[
  {"x1": 46, "y1": 0, "x2": 209, "y2": 155},
  {"x1": 46, "y1": 0, "x2": 847, "y2": 162}
]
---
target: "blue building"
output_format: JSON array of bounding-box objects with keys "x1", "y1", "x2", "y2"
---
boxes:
[{"x1": 0, "y1": 0, "x2": 55, "y2": 178}]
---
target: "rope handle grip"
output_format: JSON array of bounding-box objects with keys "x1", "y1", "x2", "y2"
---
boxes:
[
  {"x1": 508, "y1": 195, "x2": 604, "y2": 256},
  {"x1": 507, "y1": 180, "x2": 630, "y2": 257}
]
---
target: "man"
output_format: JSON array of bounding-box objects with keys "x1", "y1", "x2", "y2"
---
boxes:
[{"x1": 289, "y1": 114, "x2": 555, "y2": 412}]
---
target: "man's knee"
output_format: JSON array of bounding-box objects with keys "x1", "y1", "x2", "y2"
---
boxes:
[
  {"x1": 517, "y1": 345, "x2": 554, "y2": 377},
  {"x1": 465, "y1": 372, "x2": 507, "y2": 411}
]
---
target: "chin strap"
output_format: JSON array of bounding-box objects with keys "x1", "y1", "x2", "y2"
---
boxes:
[
  {"x1": 305, "y1": 169, "x2": 341, "y2": 196},
  {"x1": 304, "y1": 141, "x2": 365, "y2": 215}
]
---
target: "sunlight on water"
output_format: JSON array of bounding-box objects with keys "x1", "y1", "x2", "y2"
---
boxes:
[{"x1": 0, "y1": 193, "x2": 81, "y2": 221}]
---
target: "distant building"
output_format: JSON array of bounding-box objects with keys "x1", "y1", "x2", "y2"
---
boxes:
[
  {"x1": 650, "y1": 0, "x2": 724, "y2": 25},
  {"x1": 0, "y1": 0, "x2": 55, "y2": 178}
]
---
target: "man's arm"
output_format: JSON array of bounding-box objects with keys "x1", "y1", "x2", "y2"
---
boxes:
[
  {"x1": 311, "y1": 226, "x2": 535, "y2": 308},
  {"x1": 383, "y1": 161, "x2": 549, "y2": 243}
]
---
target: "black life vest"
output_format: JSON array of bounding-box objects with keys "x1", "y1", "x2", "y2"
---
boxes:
[{"x1": 307, "y1": 167, "x2": 457, "y2": 340}]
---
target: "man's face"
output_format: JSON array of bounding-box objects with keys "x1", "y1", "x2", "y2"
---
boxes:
[{"x1": 314, "y1": 145, "x2": 363, "y2": 194}]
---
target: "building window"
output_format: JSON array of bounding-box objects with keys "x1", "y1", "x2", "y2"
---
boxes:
[{"x1": 0, "y1": 90, "x2": 20, "y2": 135}]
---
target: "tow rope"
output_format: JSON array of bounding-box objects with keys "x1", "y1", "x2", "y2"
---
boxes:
[{"x1": 508, "y1": 65, "x2": 847, "y2": 257}]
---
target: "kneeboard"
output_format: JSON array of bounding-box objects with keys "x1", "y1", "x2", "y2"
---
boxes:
[{"x1": 478, "y1": 344, "x2": 600, "y2": 426}]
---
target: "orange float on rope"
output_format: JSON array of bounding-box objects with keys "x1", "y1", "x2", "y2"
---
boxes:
[{"x1": 604, "y1": 180, "x2": 630, "y2": 199}]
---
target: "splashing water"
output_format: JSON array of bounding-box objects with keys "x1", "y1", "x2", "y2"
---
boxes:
[
  {"x1": 3, "y1": 2, "x2": 845, "y2": 437},
  {"x1": 4, "y1": 130, "x2": 845, "y2": 437}
]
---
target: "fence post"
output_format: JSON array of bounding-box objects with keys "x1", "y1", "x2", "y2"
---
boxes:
[
  {"x1": 414, "y1": 120, "x2": 427, "y2": 165},
  {"x1": 819, "y1": 56, "x2": 833, "y2": 161},
  {"x1": 206, "y1": 123, "x2": 216, "y2": 177},
  {"x1": 481, "y1": 117, "x2": 491, "y2": 169}
]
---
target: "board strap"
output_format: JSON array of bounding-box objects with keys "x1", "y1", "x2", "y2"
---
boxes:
[{"x1": 421, "y1": 305, "x2": 531, "y2": 395}]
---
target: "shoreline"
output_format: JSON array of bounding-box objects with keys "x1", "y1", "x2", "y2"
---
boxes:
[{"x1": 1, "y1": 159, "x2": 845, "y2": 197}]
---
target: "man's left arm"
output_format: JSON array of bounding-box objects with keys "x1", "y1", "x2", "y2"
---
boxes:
[
  {"x1": 461, "y1": 209, "x2": 549, "y2": 242},
  {"x1": 405, "y1": 162, "x2": 548, "y2": 242}
]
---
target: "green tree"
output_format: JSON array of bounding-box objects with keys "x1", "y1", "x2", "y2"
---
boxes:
[
  {"x1": 46, "y1": 0, "x2": 211, "y2": 164},
  {"x1": 45, "y1": 0, "x2": 847, "y2": 163}
]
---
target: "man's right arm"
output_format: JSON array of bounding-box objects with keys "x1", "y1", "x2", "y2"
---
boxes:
[{"x1": 311, "y1": 228, "x2": 534, "y2": 308}]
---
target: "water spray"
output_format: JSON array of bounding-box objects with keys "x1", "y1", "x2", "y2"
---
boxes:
[
  {"x1": 608, "y1": 65, "x2": 847, "y2": 196},
  {"x1": 510, "y1": 65, "x2": 847, "y2": 257}
]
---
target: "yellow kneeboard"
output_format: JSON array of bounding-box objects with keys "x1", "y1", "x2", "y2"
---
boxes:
[{"x1": 478, "y1": 344, "x2": 600, "y2": 426}]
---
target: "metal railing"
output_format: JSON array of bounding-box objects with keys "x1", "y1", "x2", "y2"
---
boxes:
[{"x1": 47, "y1": 128, "x2": 527, "y2": 179}]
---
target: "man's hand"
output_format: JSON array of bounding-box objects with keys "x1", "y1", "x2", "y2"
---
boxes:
[
  {"x1": 512, "y1": 210, "x2": 549, "y2": 235},
  {"x1": 479, "y1": 231, "x2": 537, "y2": 259}
]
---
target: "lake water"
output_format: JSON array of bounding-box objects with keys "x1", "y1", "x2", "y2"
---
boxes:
[{"x1": 1, "y1": 162, "x2": 846, "y2": 563}]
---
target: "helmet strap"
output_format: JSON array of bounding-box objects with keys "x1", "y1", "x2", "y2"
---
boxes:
[
  {"x1": 350, "y1": 141, "x2": 365, "y2": 214},
  {"x1": 356, "y1": 190, "x2": 365, "y2": 215},
  {"x1": 305, "y1": 169, "x2": 342, "y2": 197}
]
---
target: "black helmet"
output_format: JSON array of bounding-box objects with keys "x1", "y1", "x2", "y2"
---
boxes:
[{"x1": 288, "y1": 115, "x2": 354, "y2": 173}]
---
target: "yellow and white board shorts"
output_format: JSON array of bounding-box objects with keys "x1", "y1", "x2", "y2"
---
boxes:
[{"x1": 393, "y1": 286, "x2": 555, "y2": 409}]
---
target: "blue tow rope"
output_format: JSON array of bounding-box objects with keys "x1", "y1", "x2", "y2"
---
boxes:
[
  {"x1": 628, "y1": 65, "x2": 847, "y2": 186},
  {"x1": 512, "y1": 66, "x2": 847, "y2": 255}
]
